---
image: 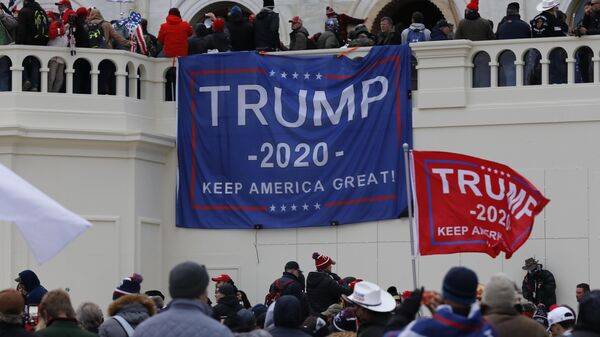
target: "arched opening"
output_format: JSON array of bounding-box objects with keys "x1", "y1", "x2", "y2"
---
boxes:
[
  {"x1": 22, "y1": 56, "x2": 41, "y2": 92},
  {"x1": 165, "y1": 67, "x2": 177, "y2": 102},
  {"x1": 48, "y1": 57, "x2": 67, "y2": 93},
  {"x1": 548, "y1": 47, "x2": 567, "y2": 85},
  {"x1": 0, "y1": 56, "x2": 12, "y2": 91},
  {"x1": 575, "y1": 46, "x2": 594, "y2": 83},
  {"x1": 566, "y1": 0, "x2": 591, "y2": 28},
  {"x1": 472, "y1": 51, "x2": 491, "y2": 88},
  {"x1": 137, "y1": 65, "x2": 146, "y2": 100},
  {"x1": 523, "y1": 48, "x2": 542, "y2": 86},
  {"x1": 98, "y1": 59, "x2": 117, "y2": 95},
  {"x1": 73, "y1": 58, "x2": 91, "y2": 94},
  {"x1": 371, "y1": 0, "x2": 446, "y2": 34},
  {"x1": 189, "y1": 1, "x2": 254, "y2": 29},
  {"x1": 498, "y1": 50, "x2": 516, "y2": 87}
]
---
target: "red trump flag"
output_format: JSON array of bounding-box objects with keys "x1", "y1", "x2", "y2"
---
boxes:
[{"x1": 410, "y1": 151, "x2": 549, "y2": 258}]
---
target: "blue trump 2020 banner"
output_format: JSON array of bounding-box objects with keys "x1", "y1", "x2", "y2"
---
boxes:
[{"x1": 177, "y1": 46, "x2": 412, "y2": 229}]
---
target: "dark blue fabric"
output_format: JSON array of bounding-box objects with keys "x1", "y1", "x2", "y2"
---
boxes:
[
  {"x1": 177, "y1": 45, "x2": 413, "y2": 229},
  {"x1": 18, "y1": 270, "x2": 47, "y2": 305}
]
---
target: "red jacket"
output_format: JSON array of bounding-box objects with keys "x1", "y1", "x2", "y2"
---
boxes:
[
  {"x1": 61, "y1": 8, "x2": 75, "y2": 25},
  {"x1": 158, "y1": 15, "x2": 193, "y2": 57}
]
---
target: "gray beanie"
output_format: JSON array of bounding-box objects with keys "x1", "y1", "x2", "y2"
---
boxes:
[
  {"x1": 169, "y1": 261, "x2": 209, "y2": 299},
  {"x1": 482, "y1": 273, "x2": 517, "y2": 309}
]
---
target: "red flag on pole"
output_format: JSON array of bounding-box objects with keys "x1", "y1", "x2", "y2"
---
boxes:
[{"x1": 410, "y1": 150, "x2": 549, "y2": 258}]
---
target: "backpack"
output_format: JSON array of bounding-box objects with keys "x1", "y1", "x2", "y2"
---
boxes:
[
  {"x1": 406, "y1": 28, "x2": 426, "y2": 43},
  {"x1": 88, "y1": 21, "x2": 106, "y2": 48},
  {"x1": 264, "y1": 278, "x2": 294, "y2": 306},
  {"x1": 32, "y1": 8, "x2": 49, "y2": 45}
]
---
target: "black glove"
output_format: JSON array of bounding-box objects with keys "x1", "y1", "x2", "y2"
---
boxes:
[{"x1": 398, "y1": 287, "x2": 424, "y2": 320}]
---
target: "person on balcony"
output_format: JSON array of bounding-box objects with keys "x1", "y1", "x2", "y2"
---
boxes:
[
  {"x1": 188, "y1": 23, "x2": 210, "y2": 55},
  {"x1": 0, "y1": 9, "x2": 17, "y2": 91},
  {"x1": 16, "y1": 0, "x2": 48, "y2": 92},
  {"x1": 325, "y1": 6, "x2": 365, "y2": 45},
  {"x1": 54, "y1": 0, "x2": 74, "y2": 26},
  {"x1": 47, "y1": 11, "x2": 67, "y2": 93},
  {"x1": 317, "y1": 18, "x2": 340, "y2": 49},
  {"x1": 205, "y1": 18, "x2": 231, "y2": 52},
  {"x1": 531, "y1": 0, "x2": 566, "y2": 38},
  {"x1": 157, "y1": 7, "x2": 193, "y2": 57},
  {"x1": 430, "y1": 20, "x2": 452, "y2": 41},
  {"x1": 496, "y1": 2, "x2": 531, "y2": 39},
  {"x1": 577, "y1": 0, "x2": 600, "y2": 36},
  {"x1": 288, "y1": 16, "x2": 309, "y2": 50},
  {"x1": 227, "y1": 5, "x2": 254, "y2": 52},
  {"x1": 87, "y1": 8, "x2": 131, "y2": 50},
  {"x1": 401, "y1": 11, "x2": 431, "y2": 44},
  {"x1": 254, "y1": 0, "x2": 280, "y2": 52},
  {"x1": 375, "y1": 17, "x2": 401, "y2": 45},
  {"x1": 455, "y1": 0, "x2": 495, "y2": 41}
]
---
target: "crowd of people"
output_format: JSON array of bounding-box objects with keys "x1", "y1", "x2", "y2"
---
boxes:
[
  {"x1": 1, "y1": 252, "x2": 599, "y2": 337},
  {"x1": 1, "y1": 0, "x2": 600, "y2": 93}
]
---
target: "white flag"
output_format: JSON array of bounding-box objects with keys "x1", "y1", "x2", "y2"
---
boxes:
[{"x1": 0, "y1": 164, "x2": 92, "y2": 264}]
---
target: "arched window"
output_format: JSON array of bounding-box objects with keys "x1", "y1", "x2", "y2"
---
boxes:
[
  {"x1": 498, "y1": 50, "x2": 516, "y2": 87},
  {"x1": 523, "y1": 49, "x2": 542, "y2": 86},
  {"x1": 98, "y1": 59, "x2": 117, "y2": 95},
  {"x1": 472, "y1": 51, "x2": 491, "y2": 88},
  {"x1": 575, "y1": 46, "x2": 594, "y2": 83},
  {"x1": 0, "y1": 56, "x2": 12, "y2": 91},
  {"x1": 73, "y1": 58, "x2": 92, "y2": 94},
  {"x1": 22, "y1": 56, "x2": 41, "y2": 92},
  {"x1": 548, "y1": 47, "x2": 567, "y2": 84}
]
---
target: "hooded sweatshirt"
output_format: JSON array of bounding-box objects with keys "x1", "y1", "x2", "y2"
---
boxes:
[
  {"x1": 88, "y1": 9, "x2": 130, "y2": 49},
  {"x1": 401, "y1": 23, "x2": 431, "y2": 44},
  {"x1": 17, "y1": 270, "x2": 47, "y2": 305},
  {"x1": 158, "y1": 14, "x2": 193, "y2": 57},
  {"x1": 268, "y1": 296, "x2": 311, "y2": 337}
]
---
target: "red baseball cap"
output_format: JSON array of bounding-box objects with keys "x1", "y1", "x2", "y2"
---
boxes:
[
  {"x1": 55, "y1": 0, "x2": 72, "y2": 6},
  {"x1": 211, "y1": 274, "x2": 232, "y2": 283},
  {"x1": 289, "y1": 16, "x2": 302, "y2": 24}
]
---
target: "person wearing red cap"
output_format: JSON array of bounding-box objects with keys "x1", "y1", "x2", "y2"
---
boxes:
[
  {"x1": 455, "y1": 0, "x2": 495, "y2": 41},
  {"x1": 288, "y1": 16, "x2": 310, "y2": 50},
  {"x1": 306, "y1": 252, "x2": 352, "y2": 316},
  {"x1": 211, "y1": 274, "x2": 252, "y2": 309},
  {"x1": 55, "y1": 0, "x2": 74, "y2": 26},
  {"x1": 205, "y1": 18, "x2": 231, "y2": 52},
  {"x1": 157, "y1": 8, "x2": 193, "y2": 57}
]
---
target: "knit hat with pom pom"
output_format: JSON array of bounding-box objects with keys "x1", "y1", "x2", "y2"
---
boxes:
[
  {"x1": 113, "y1": 273, "x2": 143, "y2": 300},
  {"x1": 313, "y1": 252, "x2": 335, "y2": 270}
]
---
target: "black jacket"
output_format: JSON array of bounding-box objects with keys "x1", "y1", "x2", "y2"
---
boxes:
[
  {"x1": 269, "y1": 296, "x2": 311, "y2": 337},
  {"x1": 213, "y1": 295, "x2": 243, "y2": 320},
  {"x1": 522, "y1": 268, "x2": 556, "y2": 308},
  {"x1": 253, "y1": 8, "x2": 279, "y2": 51},
  {"x1": 18, "y1": 270, "x2": 47, "y2": 306},
  {"x1": 496, "y1": 14, "x2": 531, "y2": 39},
  {"x1": 531, "y1": 11, "x2": 565, "y2": 38},
  {"x1": 357, "y1": 313, "x2": 392, "y2": 337},
  {"x1": 226, "y1": 14, "x2": 254, "y2": 51},
  {"x1": 0, "y1": 322, "x2": 37, "y2": 337},
  {"x1": 375, "y1": 31, "x2": 401, "y2": 45},
  {"x1": 73, "y1": 17, "x2": 90, "y2": 48},
  {"x1": 582, "y1": 11, "x2": 600, "y2": 35},
  {"x1": 306, "y1": 271, "x2": 352, "y2": 315},
  {"x1": 206, "y1": 31, "x2": 231, "y2": 52},
  {"x1": 16, "y1": 0, "x2": 48, "y2": 45},
  {"x1": 430, "y1": 26, "x2": 449, "y2": 41}
]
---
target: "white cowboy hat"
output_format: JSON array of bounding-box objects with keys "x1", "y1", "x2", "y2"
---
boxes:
[
  {"x1": 536, "y1": 0, "x2": 560, "y2": 12},
  {"x1": 343, "y1": 281, "x2": 396, "y2": 313}
]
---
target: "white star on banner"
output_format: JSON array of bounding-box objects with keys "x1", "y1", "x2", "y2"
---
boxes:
[
  {"x1": 292, "y1": 72, "x2": 299, "y2": 79},
  {"x1": 302, "y1": 203, "x2": 309, "y2": 211},
  {"x1": 304, "y1": 73, "x2": 310, "y2": 80},
  {"x1": 281, "y1": 72, "x2": 288, "y2": 78},
  {"x1": 269, "y1": 70, "x2": 276, "y2": 77},
  {"x1": 270, "y1": 205, "x2": 276, "y2": 212},
  {"x1": 281, "y1": 205, "x2": 287, "y2": 212},
  {"x1": 291, "y1": 204, "x2": 298, "y2": 211},
  {"x1": 314, "y1": 202, "x2": 321, "y2": 210},
  {"x1": 315, "y1": 73, "x2": 323, "y2": 80}
]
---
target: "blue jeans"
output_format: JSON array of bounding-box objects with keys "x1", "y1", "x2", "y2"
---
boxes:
[{"x1": 0, "y1": 56, "x2": 11, "y2": 91}]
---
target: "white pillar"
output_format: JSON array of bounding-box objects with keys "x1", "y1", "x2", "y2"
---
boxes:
[
  {"x1": 566, "y1": 58, "x2": 576, "y2": 84},
  {"x1": 593, "y1": 57, "x2": 600, "y2": 84},
  {"x1": 541, "y1": 59, "x2": 549, "y2": 85},
  {"x1": 40, "y1": 67, "x2": 49, "y2": 93},
  {"x1": 65, "y1": 69, "x2": 74, "y2": 94},
  {"x1": 91, "y1": 70, "x2": 99, "y2": 95},
  {"x1": 10, "y1": 66, "x2": 23, "y2": 93},
  {"x1": 515, "y1": 61, "x2": 524, "y2": 87},
  {"x1": 489, "y1": 62, "x2": 498, "y2": 88},
  {"x1": 116, "y1": 71, "x2": 128, "y2": 97}
]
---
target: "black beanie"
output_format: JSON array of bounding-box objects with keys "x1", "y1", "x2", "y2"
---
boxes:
[
  {"x1": 169, "y1": 262, "x2": 209, "y2": 299},
  {"x1": 442, "y1": 267, "x2": 478, "y2": 306},
  {"x1": 263, "y1": 0, "x2": 274, "y2": 8}
]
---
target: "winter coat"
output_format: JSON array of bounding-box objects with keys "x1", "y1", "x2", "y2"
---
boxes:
[
  {"x1": 496, "y1": 14, "x2": 531, "y2": 39},
  {"x1": 531, "y1": 11, "x2": 565, "y2": 38},
  {"x1": 227, "y1": 14, "x2": 254, "y2": 51},
  {"x1": 213, "y1": 295, "x2": 243, "y2": 320},
  {"x1": 0, "y1": 12, "x2": 18, "y2": 45},
  {"x1": 36, "y1": 319, "x2": 98, "y2": 337},
  {"x1": 188, "y1": 35, "x2": 209, "y2": 54},
  {"x1": 455, "y1": 11, "x2": 495, "y2": 41},
  {"x1": 16, "y1": 0, "x2": 48, "y2": 45},
  {"x1": 357, "y1": 313, "x2": 391, "y2": 337},
  {"x1": 98, "y1": 294, "x2": 155, "y2": 337},
  {"x1": 582, "y1": 11, "x2": 600, "y2": 35},
  {"x1": 269, "y1": 272, "x2": 308, "y2": 319},
  {"x1": 485, "y1": 306, "x2": 547, "y2": 337},
  {"x1": 87, "y1": 9, "x2": 130, "y2": 49},
  {"x1": 375, "y1": 31, "x2": 402, "y2": 45},
  {"x1": 289, "y1": 26, "x2": 309, "y2": 50},
  {"x1": 401, "y1": 23, "x2": 431, "y2": 44},
  {"x1": 157, "y1": 15, "x2": 193, "y2": 57},
  {"x1": 327, "y1": 12, "x2": 365, "y2": 43},
  {"x1": 392, "y1": 304, "x2": 497, "y2": 337},
  {"x1": 430, "y1": 27, "x2": 449, "y2": 41},
  {"x1": 253, "y1": 8, "x2": 280, "y2": 51},
  {"x1": 0, "y1": 321, "x2": 37, "y2": 337},
  {"x1": 522, "y1": 268, "x2": 556, "y2": 308},
  {"x1": 317, "y1": 30, "x2": 339, "y2": 49},
  {"x1": 206, "y1": 32, "x2": 231, "y2": 52},
  {"x1": 17, "y1": 270, "x2": 47, "y2": 306},
  {"x1": 132, "y1": 299, "x2": 233, "y2": 337},
  {"x1": 573, "y1": 330, "x2": 600, "y2": 337},
  {"x1": 348, "y1": 35, "x2": 374, "y2": 47},
  {"x1": 306, "y1": 271, "x2": 352, "y2": 315}
]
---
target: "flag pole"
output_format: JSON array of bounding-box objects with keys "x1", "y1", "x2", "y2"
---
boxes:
[{"x1": 403, "y1": 143, "x2": 418, "y2": 290}]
